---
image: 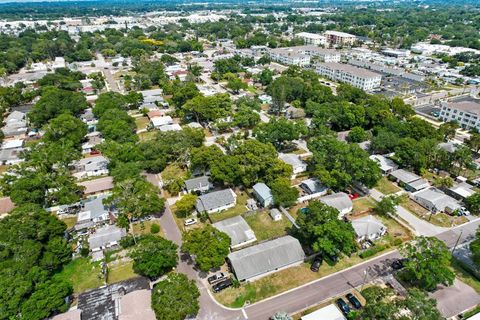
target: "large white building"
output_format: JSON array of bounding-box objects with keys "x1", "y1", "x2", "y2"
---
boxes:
[
  {"x1": 316, "y1": 63, "x2": 382, "y2": 91},
  {"x1": 268, "y1": 48, "x2": 310, "y2": 66},
  {"x1": 324, "y1": 30, "x2": 357, "y2": 46},
  {"x1": 295, "y1": 32, "x2": 327, "y2": 46},
  {"x1": 440, "y1": 97, "x2": 480, "y2": 130},
  {"x1": 296, "y1": 46, "x2": 341, "y2": 62}
]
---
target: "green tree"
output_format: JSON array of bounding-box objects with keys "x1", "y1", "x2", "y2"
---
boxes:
[
  {"x1": 182, "y1": 225, "x2": 231, "y2": 271},
  {"x1": 254, "y1": 117, "x2": 307, "y2": 150},
  {"x1": 295, "y1": 201, "x2": 357, "y2": 257},
  {"x1": 270, "y1": 178, "x2": 299, "y2": 207},
  {"x1": 400, "y1": 236, "x2": 455, "y2": 291},
  {"x1": 439, "y1": 121, "x2": 459, "y2": 141},
  {"x1": 470, "y1": 226, "x2": 480, "y2": 267},
  {"x1": 466, "y1": 132, "x2": 480, "y2": 153},
  {"x1": 129, "y1": 235, "x2": 178, "y2": 279},
  {"x1": 151, "y1": 273, "x2": 200, "y2": 320},
  {"x1": 43, "y1": 113, "x2": 88, "y2": 147},
  {"x1": 226, "y1": 74, "x2": 247, "y2": 93},
  {"x1": 161, "y1": 164, "x2": 187, "y2": 196},
  {"x1": 190, "y1": 145, "x2": 225, "y2": 174},
  {"x1": 374, "y1": 195, "x2": 399, "y2": 216},
  {"x1": 175, "y1": 194, "x2": 198, "y2": 218},
  {"x1": 465, "y1": 193, "x2": 480, "y2": 214},
  {"x1": 347, "y1": 126, "x2": 369, "y2": 143},
  {"x1": 20, "y1": 280, "x2": 72, "y2": 320}
]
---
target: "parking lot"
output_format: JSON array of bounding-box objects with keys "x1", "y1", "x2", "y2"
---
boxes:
[{"x1": 415, "y1": 104, "x2": 441, "y2": 118}]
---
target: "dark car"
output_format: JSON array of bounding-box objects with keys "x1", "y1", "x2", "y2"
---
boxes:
[
  {"x1": 212, "y1": 278, "x2": 232, "y2": 293},
  {"x1": 310, "y1": 256, "x2": 323, "y2": 272},
  {"x1": 336, "y1": 298, "x2": 350, "y2": 315},
  {"x1": 346, "y1": 293, "x2": 362, "y2": 309},
  {"x1": 208, "y1": 272, "x2": 226, "y2": 284},
  {"x1": 391, "y1": 258, "x2": 407, "y2": 270}
]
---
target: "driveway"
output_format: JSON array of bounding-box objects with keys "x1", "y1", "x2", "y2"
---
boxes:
[{"x1": 431, "y1": 279, "x2": 480, "y2": 318}]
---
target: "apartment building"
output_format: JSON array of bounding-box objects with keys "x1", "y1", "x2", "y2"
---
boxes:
[
  {"x1": 316, "y1": 63, "x2": 382, "y2": 91},
  {"x1": 295, "y1": 32, "x2": 327, "y2": 46},
  {"x1": 296, "y1": 46, "x2": 341, "y2": 62},
  {"x1": 325, "y1": 30, "x2": 357, "y2": 46},
  {"x1": 268, "y1": 48, "x2": 310, "y2": 66},
  {"x1": 439, "y1": 97, "x2": 480, "y2": 130}
]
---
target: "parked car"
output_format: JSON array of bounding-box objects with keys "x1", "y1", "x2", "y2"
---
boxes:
[
  {"x1": 336, "y1": 298, "x2": 350, "y2": 315},
  {"x1": 208, "y1": 272, "x2": 227, "y2": 284},
  {"x1": 310, "y1": 256, "x2": 323, "y2": 272},
  {"x1": 184, "y1": 218, "x2": 197, "y2": 226},
  {"x1": 346, "y1": 293, "x2": 362, "y2": 309},
  {"x1": 391, "y1": 258, "x2": 407, "y2": 270},
  {"x1": 460, "y1": 207, "x2": 471, "y2": 216},
  {"x1": 212, "y1": 278, "x2": 232, "y2": 293}
]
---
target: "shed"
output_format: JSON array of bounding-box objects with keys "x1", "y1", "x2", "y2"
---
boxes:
[
  {"x1": 269, "y1": 208, "x2": 282, "y2": 221},
  {"x1": 212, "y1": 216, "x2": 257, "y2": 249}
]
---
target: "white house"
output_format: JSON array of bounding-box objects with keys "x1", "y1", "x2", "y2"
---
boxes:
[
  {"x1": 352, "y1": 215, "x2": 387, "y2": 242},
  {"x1": 278, "y1": 153, "x2": 307, "y2": 178},
  {"x1": 320, "y1": 192, "x2": 353, "y2": 216}
]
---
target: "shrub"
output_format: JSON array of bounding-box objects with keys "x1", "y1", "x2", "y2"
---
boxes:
[
  {"x1": 359, "y1": 244, "x2": 386, "y2": 259},
  {"x1": 150, "y1": 223, "x2": 160, "y2": 234}
]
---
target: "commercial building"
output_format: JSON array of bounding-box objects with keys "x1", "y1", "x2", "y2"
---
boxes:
[
  {"x1": 296, "y1": 45, "x2": 341, "y2": 62},
  {"x1": 439, "y1": 97, "x2": 480, "y2": 130},
  {"x1": 295, "y1": 32, "x2": 327, "y2": 46},
  {"x1": 228, "y1": 235, "x2": 305, "y2": 282},
  {"x1": 325, "y1": 30, "x2": 357, "y2": 46},
  {"x1": 315, "y1": 63, "x2": 382, "y2": 91}
]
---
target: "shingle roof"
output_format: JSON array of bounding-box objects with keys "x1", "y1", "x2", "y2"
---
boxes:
[
  {"x1": 301, "y1": 178, "x2": 327, "y2": 194},
  {"x1": 184, "y1": 176, "x2": 210, "y2": 191},
  {"x1": 212, "y1": 216, "x2": 256, "y2": 247},
  {"x1": 413, "y1": 187, "x2": 460, "y2": 212},
  {"x1": 278, "y1": 153, "x2": 306, "y2": 169},
  {"x1": 228, "y1": 236, "x2": 305, "y2": 281},
  {"x1": 78, "y1": 176, "x2": 114, "y2": 195},
  {"x1": 390, "y1": 169, "x2": 421, "y2": 184},
  {"x1": 196, "y1": 189, "x2": 236, "y2": 212},
  {"x1": 88, "y1": 225, "x2": 126, "y2": 250},
  {"x1": 352, "y1": 215, "x2": 386, "y2": 238},
  {"x1": 320, "y1": 192, "x2": 353, "y2": 213}
]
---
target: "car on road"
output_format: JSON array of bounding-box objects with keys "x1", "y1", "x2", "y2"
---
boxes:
[
  {"x1": 184, "y1": 218, "x2": 197, "y2": 226},
  {"x1": 212, "y1": 278, "x2": 232, "y2": 293},
  {"x1": 346, "y1": 293, "x2": 362, "y2": 309},
  {"x1": 336, "y1": 298, "x2": 350, "y2": 315},
  {"x1": 310, "y1": 256, "x2": 323, "y2": 272},
  {"x1": 391, "y1": 258, "x2": 407, "y2": 270},
  {"x1": 208, "y1": 272, "x2": 227, "y2": 284}
]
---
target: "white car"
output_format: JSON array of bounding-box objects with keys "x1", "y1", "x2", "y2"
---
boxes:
[{"x1": 184, "y1": 218, "x2": 197, "y2": 226}]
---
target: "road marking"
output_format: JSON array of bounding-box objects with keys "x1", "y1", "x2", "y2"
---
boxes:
[{"x1": 241, "y1": 308, "x2": 248, "y2": 319}]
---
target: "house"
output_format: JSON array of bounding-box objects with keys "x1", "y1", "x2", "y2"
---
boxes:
[
  {"x1": 320, "y1": 192, "x2": 353, "y2": 216},
  {"x1": 75, "y1": 194, "x2": 113, "y2": 231},
  {"x1": 411, "y1": 187, "x2": 461, "y2": 213},
  {"x1": 438, "y1": 141, "x2": 460, "y2": 153},
  {"x1": 369, "y1": 155, "x2": 398, "y2": 175},
  {"x1": 118, "y1": 289, "x2": 156, "y2": 320},
  {"x1": 74, "y1": 155, "x2": 109, "y2": 178},
  {"x1": 195, "y1": 188, "x2": 237, "y2": 214},
  {"x1": 2, "y1": 111, "x2": 27, "y2": 137},
  {"x1": 227, "y1": 236, "x2": 305, "y2": 282},
  {"x1": 81, "y1": 132, "x2": 104, "y2": 154},
  {"x1": 184, "y1": 176, "x2": 211, "y2": 193},
  {"x1": 150, "y1": 115, "x2": 173, "y2": 128},
  {"x1": 278, "y1": 153, "x2": 307, "y2": 177},
  {"x1": 88, "y1": 224, "x2": 126, "y2": 251},
  {"x1": 300, "y1": 178, "x2": 328, "y2": 195},
  {"x1": 159, "y1": 124, "x2": 182, "y2": 132},
  {"x1": 447, "y1": 181, "x2": 476, "y2": 200},
  {"x1": 301, "y1": 304, "x2": 346, "y2": 320},
  {"x1": 352, "y1": 215, "x2": 387, "y2": 242},
  {"x1": 389, "y1": 169, "x2": 429, "y2": 192},
  {"x1": 252, "y1": 183, "x2": 274, "y2": 207},
  {"x1": 0, "y1": 147, "x2": 24, "y2": 165},
  {"x1": 212, "y1": 216, "x2": 257, "y2": 249},
  {"x1": 2, "y1": 139, "x2": 24, "y2": 150},
  {"x1": 0, "y1": 197, "x2": 14, "y2": 218},
  {"x1": 77, "y1": 176, "x2": 114, "y2": 196},
  {"x1": 51, "y1": 309, "x2": 82, "y2": 320},
  {"x1": 269, "y1": 208, "x2": 282, "y2": 221}
]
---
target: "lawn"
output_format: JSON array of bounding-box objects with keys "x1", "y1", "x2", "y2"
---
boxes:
[
  {"x1": 59, "y1": 216, "x2": 77, "y2": 229},
  {"x1": 54, "y1": 257, "x2": 104, "y2": 293},
  {"x1": 215, "y1": 249, "x2": 395, "y2": 307},
  {"x1": 452, "y1": 259, "x2": 480, "y2": 294},
  {"x1": 209, "y1": 190, "x2": 250, "y2": 223},
  {"x1": 131, "y1": 218, "x2": 164, "y2": 237},
  {"x1": 400, "y1": 197, "x2": 468, "y2": 227},
  {"x1": 375, "y1": 177, "x2": 401, "y2": 195},
  {"x1": 107, "y1": 260, "x2": 136, "y2": 284},
  {"x1": 244, "y1": 210, "x2": 292, "y2": 242},
  {"x1": 352, "y1": 197, "x2": 376, "y2": 214},
  {"x1": 138, "y1": 131, "x2": 157, "y2": 141},
  {"x1": 135, "y1": 116, "x2": 150, "y2": 130}
]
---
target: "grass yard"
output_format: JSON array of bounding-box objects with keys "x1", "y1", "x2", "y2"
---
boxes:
[
  {"x1": 138, "y1": 131, "x2": 157, "y2": 141},
  {"x1": 135, "y1": 116, "x2": 150, "y2": 130},
  {"x1": 244, "y1": 210, "x2": 292, "y2": 242},
  {"x1": 215, "y1": 249, "x2": 394, "y2": 307},
  {"x1": 288, "y1": 203, "x2": 304, "y2": 221},
  {"x1": 107, "y1": 260, "x2": 136, "y2": 284},
  {"x1": 209, "y1": 190, "x2": 250, "y2": 223},
  {"x1": 375, "y1": 177, "x2": 401, "y2": 195},
  {"x1": 452, "y1": 259, "x2": 480, "y2": 294},
  {"x1": 55, "y1": 257, "x2": 104, "y2": 293},
  {"x1": 59, "y1": 216, "x2": 77, "y2": 229},
  {"x1": 352, "y1": 197, "x2": 376, "y2": 214},
  {"x1": 131, "y1": 218, "x2": 164, "y2": 237},
  {"x1": 400, "y1": 197, "x2": 468, "y2": 227}
]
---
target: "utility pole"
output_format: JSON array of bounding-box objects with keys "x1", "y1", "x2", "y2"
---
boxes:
[{"x1": 451, "y1": 230, "x2": 464, "y2": 255}]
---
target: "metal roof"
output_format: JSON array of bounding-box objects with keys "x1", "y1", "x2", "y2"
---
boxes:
[
  {"x1": 390, "y1": 169, "x2": 421, "y2": 184},
  {"x1": 212, "y1": 215, "x2": 256, "y2": 248},
  {"x1": 88, "y1": 225, "x2": 126, "y2": 250},
  {"x1": 252, "y1": 183, "x2": 273, "y2": 202},
  {"x1": 196, "y1": 189, "x2": 236, "y2": 212},
  {"x1": 184, "y1": 176, "x2": 210, "y2": 191},
  {"x1": 228, "y1": 236, "x2": 305, "y2": 281}
]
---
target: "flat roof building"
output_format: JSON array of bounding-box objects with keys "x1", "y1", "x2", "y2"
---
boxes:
[
  {"x1": 316, "y1": 63, "x2": 382, "y2": 91},
  {"x1": 296, "y1": 32, "x2": 327, "y2": 46},
  {"x1": 325, "y1": 30, "x2": 357, "y2": 46},
  {"x1": 440, "y1": 97, "x2": 480, "y2": 131}
]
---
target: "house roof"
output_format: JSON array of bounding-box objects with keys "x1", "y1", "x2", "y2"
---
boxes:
[
  {"x1": 270, "y1": 208, "x2": 282, "y2": 218},
  {"x1": 77, "y1": 176, "x2": 114, "y2": 195},
  {"x1": 228, "y1": 236, "x2": 305, "y2": 281},
  {"x1": 151, "y1": 116, "x2": 173, "y2": 127},
  {"x1": 51, "y1": 309, "x2": 82, "y2": 320},
  {"x1": 184, "y1": 176, "x2": 210, "y2": 191},
  {"x1": 212, "y1": 215, "x2": 256, "y2": 247},
  {"x1": 252, "y1": 183, "x2": 273, "y2": 201},
  {"x1": 449, "y1": 182, "x2": 475, "y2": 199},
  {"x1": 0, "y1": 197, "x2": 14, "y2": 214},
  {"x1": 369, "y1": 155, "x2": 397, "y2": 172},
  {"x1": 5, "y1": 111, "x2": 25, "y2": 123},
  {"x1": 301, "y1": 178, "x2": 327, "y2": 194},
  {"x1": 301, "y1": 304, "x2": 346, "y2": 320},
  {"x1": 390, "y1": 169, "x2": 421, "y2": 184},
  {"x1": 352, "y1": 215, "x2": 387, "y2": 238},
  {"x1": 88, "y1": 225, "x2": 126, "y2": 250},
  {"x1": 408, "y1": 178, "x2": 430, "y2": 191},
  {"x1": 438, "y1": 141, "x2": 460, "y2": 153},
  {"x1": 159, "y1": 123, "x2": 182, "y2": 132},
  {"x1": 139, "y1": 88, "x2": 163, "y2": 97},
  {"x1": 118, "y1": 289, "x2": 156, "y2": 320},
  {"x1": 2, "y1": 139, "x2": 24, "y2": 150},
  {"x1": 278, "y1": 153, "x2": 306, "y2": 169},
  {"x1": 320, "y1": 192, "x2": 353, "y2": 213},
  {"x1": 196, "y1": 189, "x2": 236, "y2": 212},
  {"x1": 78, "y1": 194, "x2": 111, "y2": 222},
  {"x1": 413, "y1": 187, "x2": 461, "y2": 212}
]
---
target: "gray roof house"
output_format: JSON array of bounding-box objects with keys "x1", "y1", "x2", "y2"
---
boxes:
[
  {"x1": 447, "y1": 182, "x2": 475, "y2": 200},
  {"x1": 184, "y1": 176, "x2": 211, "y2": 193},
  {"x1": 228, "y1": 236, "x2": 305, "y2": 282},
  {"x1": 75, "y1": 155, "x2": 109, "y2": 178},
  {"x1": 278, "y1": 153, "x2": 307, "y2": 177},
  {"x1": 76, "y1": 194, "x2": 113, "y2": 230},
  {"x1": 300, "y1": 178, "x2": 328, "y2": 195},
  {"x1": 212, "y1": 216, "x2": 257, "y2": 249},
  {"x1": 352, "y1": 215, "x2": 387, "y2": 242},
  {"x1": 411, "y1": 187, "x2": 461, "y2": 214},
  {"x1": 389, "y1": 169, "x2": 429, "y2": 192},
  {"x1": 2, "y1": 111, "x2": 27, "y2": 137},
  {"x1": 252, "y1": 183, "x2": 273, "y2": 207},
  {"x1": 196, "y1": 189, "x2": 237, "y2": 214},
  {"x1": 320, "y1": 192, "x2": 353, "y2": 216},
  {"x1": 88, "y1": 225, "x2": 126, "y2": 251},
  {"x1": 369, "y1": 154, "x2": 398, "y2": 175}
]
